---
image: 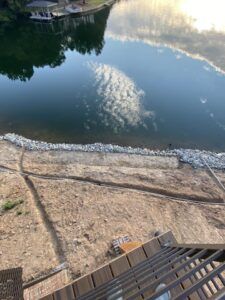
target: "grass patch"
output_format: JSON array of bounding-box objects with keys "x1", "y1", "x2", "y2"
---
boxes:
[
  {"x1": 86, "y1": 0, "x2": 106, "y2": 6},
  {"x1": 2, "y1": 199, "x2": 24, "y2": 211}
]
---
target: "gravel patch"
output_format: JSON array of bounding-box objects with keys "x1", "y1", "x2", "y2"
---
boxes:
[{"x1": 1, "y1": 133, "x2": 225, "y2": 170}]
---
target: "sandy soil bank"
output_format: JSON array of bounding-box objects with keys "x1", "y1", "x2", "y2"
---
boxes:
[{"x1": 0, "y1": 139, "x2": 225, "y2": 284}]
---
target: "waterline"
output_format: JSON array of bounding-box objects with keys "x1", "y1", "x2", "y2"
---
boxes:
[{"x1": 1, "y1": 133, "x2": 225, "y2": 170}]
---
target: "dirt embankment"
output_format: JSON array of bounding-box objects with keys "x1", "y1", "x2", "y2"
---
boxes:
[{"x1": 0, "y1": 140, "x2": 225, "y2": 283}]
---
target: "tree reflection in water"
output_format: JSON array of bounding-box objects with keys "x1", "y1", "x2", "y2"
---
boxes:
[{"x1": 0, "y1": 7, "x2": 110, "y2": 81}]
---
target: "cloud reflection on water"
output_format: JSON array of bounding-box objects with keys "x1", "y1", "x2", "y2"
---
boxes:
[{"x1": 87, "y1": 61, "x2": 154, "y2": 132}]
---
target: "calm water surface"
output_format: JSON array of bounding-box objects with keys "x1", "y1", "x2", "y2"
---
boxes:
[{"x1": 1, "y1": 0, "x2": 225, "y2": 150}]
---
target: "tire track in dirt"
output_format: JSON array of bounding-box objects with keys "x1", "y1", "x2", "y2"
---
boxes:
[{"x1": 18, "y1": 148, "x2": 67, "y2": 266}]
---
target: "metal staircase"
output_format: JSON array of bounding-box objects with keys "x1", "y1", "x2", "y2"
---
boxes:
[
  {"x1": 77, "y1": 246, "x2": 225, "y2": 300},
  {"x1": 39, "y1": 231, "x2": 225, "y2": 300}
]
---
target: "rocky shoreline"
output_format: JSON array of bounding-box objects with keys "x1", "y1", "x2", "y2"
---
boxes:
[{"x1": 1, "y1": 133, "x2": 225, "y2": 170}]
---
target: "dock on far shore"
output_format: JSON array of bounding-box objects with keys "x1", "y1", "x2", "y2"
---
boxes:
[{"x1": 26, "y1": 0, "x2": 116, "y2": 21}]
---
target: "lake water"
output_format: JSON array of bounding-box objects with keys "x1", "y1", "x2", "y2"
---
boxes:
[{"x1": 1, "y1": 0, "x2": 225, "y2": 150}]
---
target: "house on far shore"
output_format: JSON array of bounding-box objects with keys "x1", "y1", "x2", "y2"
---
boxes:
[
  {"x1": 26, "y1": 0, "x2": 85, "y2": 21},
  {"x1": 27, "y1": 1, "x2": 58, "y2": 21},
  {"x1": 26, "y1": 0, "x2": 70, "y2": 21}
]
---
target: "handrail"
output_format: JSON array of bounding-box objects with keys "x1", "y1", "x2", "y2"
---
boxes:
[{"x1": 23, "y1": 263, "x2": 68, "y2": 289}]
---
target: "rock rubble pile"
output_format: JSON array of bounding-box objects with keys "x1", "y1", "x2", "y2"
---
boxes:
[{"x1": 1, "y1": 133, "x2": 225, "y2": 170}]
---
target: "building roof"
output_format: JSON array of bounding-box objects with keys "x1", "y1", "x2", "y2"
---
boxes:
[{"x1": 27, "y1": 1, "x2": 58, "y2": 8}]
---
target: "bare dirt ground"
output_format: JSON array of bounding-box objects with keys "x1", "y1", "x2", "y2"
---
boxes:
[
  {"x1": 22, "y1": 150, "x2": 224, "y2": 202},
  {"x1": 0, "y1": 172, "x2": 58, "y2": 281},
  {"x1": 0, "y1": 140, "x2": 225, "y2": 284}
]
